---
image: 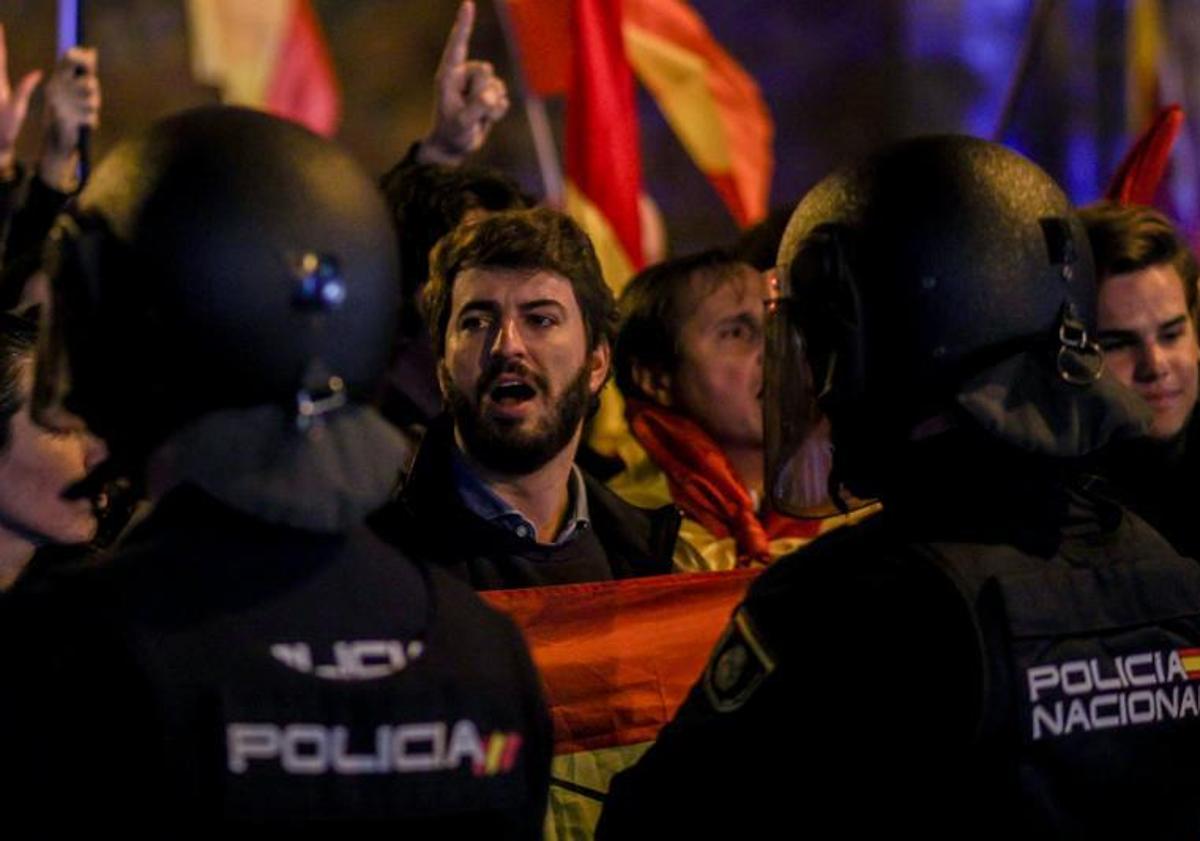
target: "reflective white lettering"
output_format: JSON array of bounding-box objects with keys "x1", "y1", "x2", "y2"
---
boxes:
[
  {"x1": 1127, "y1": 654, "x2": 1156, "y2": 687},
  {"x1": 1032, "y1": 702, "x2": 1063, "y2": 740},
  {"x1": 393, "y1": 722, "x2": 445, "y2": 772},
  {"x1": 227, "y1": 723, "x2": 280, "y2": 773},
  {"x1": 1028, "y1": 665, "x2": 1060, "y2": 702}
]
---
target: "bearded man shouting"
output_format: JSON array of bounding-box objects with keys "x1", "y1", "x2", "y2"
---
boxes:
[{"x1": 373, "y1": 208, "x2": 680, "y2": 589}]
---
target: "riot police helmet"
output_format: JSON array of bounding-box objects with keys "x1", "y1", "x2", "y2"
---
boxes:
[
  {"x1": 764, "y1": 134, "x2": 1149, "y2": 509},
  {"x1": 33, "y1": 106, "x2": 399, "y2": 468}
]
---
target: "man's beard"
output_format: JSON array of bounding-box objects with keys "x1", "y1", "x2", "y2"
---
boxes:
[{"x1": 446, "y1": 359, "x2": 593, "y2": 475}]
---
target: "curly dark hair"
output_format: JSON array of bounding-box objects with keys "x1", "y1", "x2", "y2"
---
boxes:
[{"x1": 423, "y1": 206, "x2": 618, "y2": 357}]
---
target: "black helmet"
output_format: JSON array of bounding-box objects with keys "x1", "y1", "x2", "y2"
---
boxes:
[
  {"x1": 764, "y1": 135, "x2": 1149, "y2": 508},
  {"x1": 34, "y1": 106, "x2": 399, "y2": 464}
]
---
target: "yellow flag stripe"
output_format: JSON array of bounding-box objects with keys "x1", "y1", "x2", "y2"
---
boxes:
[
  {"x1": 485, "y1": 733, "x2": 507, "y2": 775},
  {"x1": 623, "y1": 23, "x2": 732, "y2": 172},
  {"x1": 185, "y1": 0, "x2": 292, "y2": 105}
]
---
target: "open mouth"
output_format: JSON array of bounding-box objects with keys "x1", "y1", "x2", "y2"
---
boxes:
[{"x1": 489, "y1": 380, "x2": 538, "y2": 406}]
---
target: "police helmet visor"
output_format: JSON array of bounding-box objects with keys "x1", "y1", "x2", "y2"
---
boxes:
[{"x1": 762, "y1": 265, "x2": 874, "y2": 518}]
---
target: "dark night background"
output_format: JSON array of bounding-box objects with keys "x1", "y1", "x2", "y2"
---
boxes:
[{"x1": 1, "y1": 0, "x2": 1199, "y2": 254}]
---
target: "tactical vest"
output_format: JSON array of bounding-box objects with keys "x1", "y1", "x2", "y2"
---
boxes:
[{"x1": 921, "y1": 513, "x2": 1200, "y2": 837}]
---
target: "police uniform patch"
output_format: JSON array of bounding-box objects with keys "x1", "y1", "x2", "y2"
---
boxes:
[{"x1": 704, "y1": 608, "x2": 776, "y2": 713}]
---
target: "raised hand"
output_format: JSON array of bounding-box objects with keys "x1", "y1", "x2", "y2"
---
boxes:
[
  {"x1": 0, "y1": 23, "x2": 44, "y2": 177},
  {"x1": 40, "y1": 45, "x2": 99, "y2": 191},
  {"x1": 419, "y1": 1, "x2": 510, "y2": 165}
]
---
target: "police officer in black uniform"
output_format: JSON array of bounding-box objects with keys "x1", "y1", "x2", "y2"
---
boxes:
[
  {"x1": 0, "y1": 106, "x2": 550, "y2": 834},
  {"x1": 598, "y1": 136, "x2": 1200, "y2": 838}
]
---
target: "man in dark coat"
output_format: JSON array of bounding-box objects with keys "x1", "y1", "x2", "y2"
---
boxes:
[{"x1": 372, "y1": 207, "x2": 679, "y2": 589}]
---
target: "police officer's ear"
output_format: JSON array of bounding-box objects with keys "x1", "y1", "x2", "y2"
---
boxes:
[{"x1": 631, "y1": 358, "x2": 672, "y2": 407}]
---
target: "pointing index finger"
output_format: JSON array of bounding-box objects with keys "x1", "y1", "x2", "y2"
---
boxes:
[{"x1": 438, "y1": 1, "x2": 475, "y2": 77}]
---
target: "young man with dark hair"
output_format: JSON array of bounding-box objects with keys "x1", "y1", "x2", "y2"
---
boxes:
[
  {"x1": 1081, "y1": 200, "x2": 1200, "y2": 557},
  {"x1": 610, "y1": 249, "x2": 865, "y2": 570},
  {"x1": 1083, "y1": 201, "x2": 1199, "y2": 439},
  {"x1": 372, "y1": 207, "x2": 679, "y2": 589}
]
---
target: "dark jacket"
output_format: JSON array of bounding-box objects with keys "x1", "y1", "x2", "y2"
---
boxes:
[
  {"x1": 371, "y1": 416, "x2": 678, "y2": 590},
  {"x1": 600, "y1": 442, "x2": 1200, "y2": 838},
  {"x1": 0, "y1": 484, "x2": 552, "y2": 835},
  {"x1": 1091, "y1": 408, "x2": 1200, "y2": 561}
]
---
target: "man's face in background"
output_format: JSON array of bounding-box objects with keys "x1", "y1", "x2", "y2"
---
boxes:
[{"x1": 1097, "y1": 262, "x2": 1200, "y2": 439}]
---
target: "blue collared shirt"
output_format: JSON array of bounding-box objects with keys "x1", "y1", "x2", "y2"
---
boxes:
[{"x1": 450, "y1": 447, "x2": 591, "y2": 545}]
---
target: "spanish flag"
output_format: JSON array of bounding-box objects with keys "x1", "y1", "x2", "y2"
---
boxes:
[
  {"x1": 1179, "y1": 647, "x2": 1200, "y2": 680},
  {"x1": 507, "y1": 0, "x2": 774, "y2": 258},
  {"x1": 1105, "y1": 103, "x2": 1183, "y2": 205},
  {"x1": 622, "y1": 0, "x2": 773, "y2": 228},
  {"x1": 565, "y1": 0, "x2": 645, "y2": 291},
  {"x1": 483, "y1": 568, "x2": 759, "y2": 839},
  {"x1": 186, "y1": 0, "x2": 341, "y2": 137}
]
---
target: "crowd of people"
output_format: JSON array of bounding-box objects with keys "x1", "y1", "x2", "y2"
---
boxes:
[{"x1": 1, "y1": 3, "x2": 1200, "y2": 835}]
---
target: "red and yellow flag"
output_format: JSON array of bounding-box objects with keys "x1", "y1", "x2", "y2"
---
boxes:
[
  {"x1": 622, "y1": 0, "x2": 773, "y2": 227},
  {"x1": 186, "y1": 0, "x2": 341, "y2": 137},
  {"x1": 483, "y1": 568, "x2": 759, "y2": 837},
  {"x1": 565, "y1": 0, "x2": 645, "y2": 290},
  {"x1": 1106, "y1": 103, "x2": 1184, "y2": 205},
  {"x1": 506, "y1": 0, "x2": 774, "y2": 260}
]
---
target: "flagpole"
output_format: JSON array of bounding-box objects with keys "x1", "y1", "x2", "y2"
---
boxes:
[
  {"x1": 491, "y1": 0, "x2": 564, "y2": 207},
  {"x1": 56, "y1": 0, "x2": 89, "y2": 184},
  {"x1": 992, "y1": 0, "x2": 1056, "y2": 142}
]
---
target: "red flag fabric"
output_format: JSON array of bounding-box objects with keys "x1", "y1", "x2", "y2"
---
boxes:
[
  {"x1": 263, "y1": 0, "x2": 340, "y2": 136},
  {"x1": 505, "y1": 0, "x2": 571, "y2": 97},
  {"x1": 187, "y1": 0, "x2": 341, "y2": 137},
  {"x1": 482, "y1": 569, "x2": 757, "y2": 753},
  {"x1": 1106, "y1": 104, "x2": 1184, "y2": 206},
  {"x1": 507, "y1": 0, "x2": 774, "y2": 233},
  {"x1": 566, "y1": 0, "x2": 645, "y2": 283},
  {"x1": 483, "y1": 570, "x2": 758, "y2": 836}
]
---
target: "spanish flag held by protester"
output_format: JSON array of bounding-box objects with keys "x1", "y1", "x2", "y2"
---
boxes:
[
  {"x1": 483, "y1": 568, "x2": 760, "y2": 839},
  {"x1": 506, "y1": 0, "x2": 774, "y2": 290},
  {"x1": 186, "y1": 0, "x2": 341, "y2": 137}
]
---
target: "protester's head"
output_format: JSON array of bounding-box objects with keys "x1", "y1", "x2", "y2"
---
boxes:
[
  {"x1": 1080, "y1": 201, "x2": 1199, "y2": 440},
  {"x1": 615, "y1": 250, "x2": 764, "y2": 451},
  {"x1": 772, "y1": 135, "x2": 1114, "y2": 503},
  {"x1": 0, "y1": 311, "x2": 105, "y2": 566},
  {"x1": 33, "y1": 106, "x2": 400, "y2": 470},
  {"x1": 424, "y1": 207, "x2": 615, "y2": 474},
  {"x1": 380, "y1": 160, "x2": 530, "y2": 333}
]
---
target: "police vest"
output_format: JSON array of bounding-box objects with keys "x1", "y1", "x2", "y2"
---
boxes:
[{"x1": 922, "y1": 512, "x2": 1200, "y2": 837}]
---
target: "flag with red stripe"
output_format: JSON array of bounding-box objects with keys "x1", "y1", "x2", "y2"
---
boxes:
[
  {"x1": 506, "y1": 0, "x2": 774, "y2": 241},
  {"x1": 483, "y1": 569, "x2": 758, "y2": 837},
  {"x1": 186, "y1": 0, "x2": 340, "y2": 137},
  {"x1": 565, "y1": 0, "x2": 645, "y2": 289}
]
